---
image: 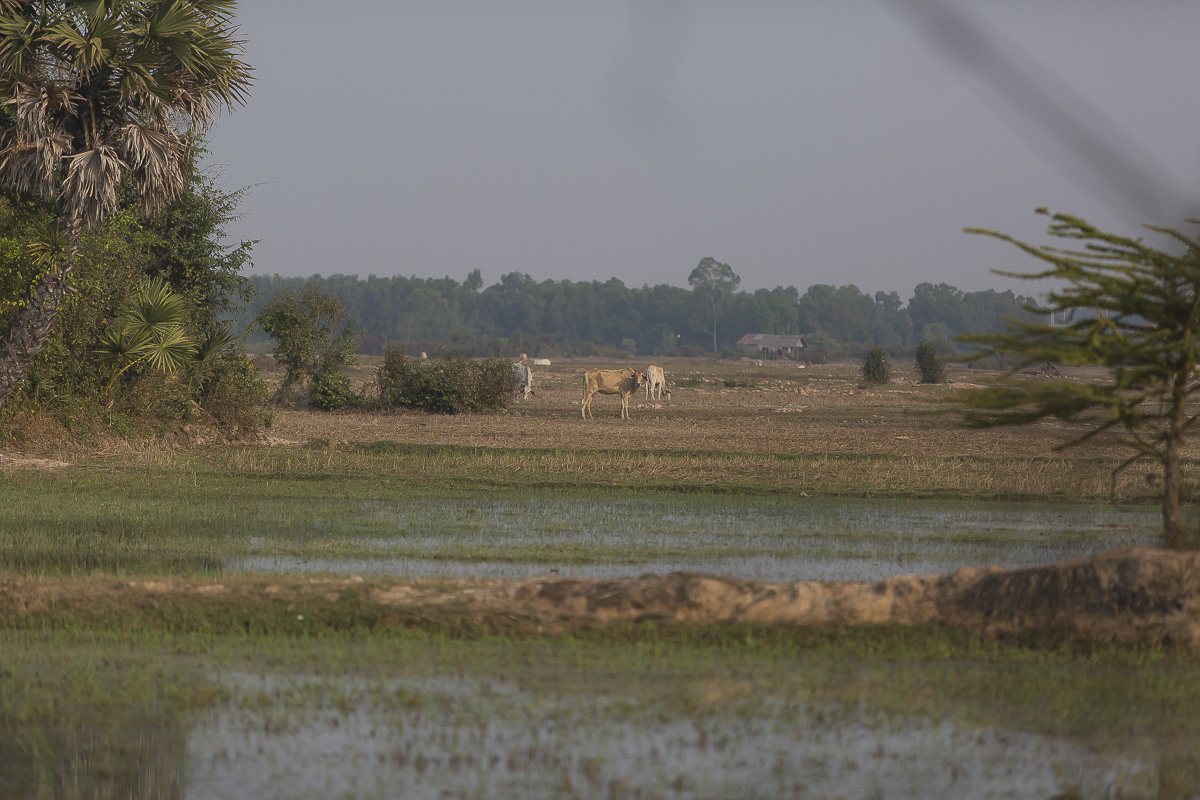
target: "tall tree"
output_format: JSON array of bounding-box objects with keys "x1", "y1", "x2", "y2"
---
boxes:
[
  {"x1": 950, "y1": 209, "x2": 1200, "y2": 548},
  {"x1": 0, "y1": 0, "x2": 252, "y2": 411},
  {"x1": 688, "y1": 256, "x2": 740, "y2": 354}
]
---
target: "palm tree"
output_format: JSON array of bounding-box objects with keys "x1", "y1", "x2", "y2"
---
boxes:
[
  {"x1": 0, "y1": 0, "x2": 252, "y2": 410},
  {"x1": 94, "y1": 274, "x2": 196, "y2": 391}
]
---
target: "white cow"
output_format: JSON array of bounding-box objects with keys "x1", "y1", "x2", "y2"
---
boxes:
[
  {"x1": 644, "y1": 365, "x2": 671, "y2": 402},
  {"x1": 582, "y1": 368, "x2": 646, "y2": 420},
  {"x1": 513, "y1": 362, "x2": 534, "y2": 400}
]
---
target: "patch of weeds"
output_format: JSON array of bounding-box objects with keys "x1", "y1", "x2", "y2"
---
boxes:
[{"x1": 723, "y1": 378, "x2": 756, "y2": 388}]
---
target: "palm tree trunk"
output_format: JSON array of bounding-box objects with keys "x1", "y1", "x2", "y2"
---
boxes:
[{"x1": 0, "y1": 263, "x2": 72, "y2": 411}]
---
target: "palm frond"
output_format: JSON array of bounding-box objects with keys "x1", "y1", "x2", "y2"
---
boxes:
[
  {"x1": 194, "y1": 320, "x2": 235, "y2": 364},
  {"x1": 98, "y1": 274, "x2": 198, "y2": 380},
  {"x1": 0, "y1": 15, "x2": 38, "y2": 75},
  {"x1": 0, "y1": 127, "x2": 70, "y2": 198},
  {"x1": 139, "y1": 324, "x2": 195, "y2": 373},
  {"x1": 118, "y1": 120, "x2": 188, "y2": 208},
  {"x1": 27, "y1": 222, "x2": 69, "y2": 268},
  {"x1": 94, "y1": 324, "x2": 152, "y2": 367},
  {"x1": 122, "y1": 274, "x2": 188, "y2": 338},
  {"x1": 59, "y1": 144, "x2": 125, "y2": 223}
]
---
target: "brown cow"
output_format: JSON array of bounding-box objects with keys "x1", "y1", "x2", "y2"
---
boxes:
[{"x1": 582, "y1": 368, "x2": 646, "y2": 420}]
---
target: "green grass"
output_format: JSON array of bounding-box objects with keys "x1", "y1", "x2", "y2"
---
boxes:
[
  {"x1": 0, "y1": 445, "x2": 1157, "y2": 577},
  {"x1": 1, "y1": 437, "x2": 1159, "y2": 517}
]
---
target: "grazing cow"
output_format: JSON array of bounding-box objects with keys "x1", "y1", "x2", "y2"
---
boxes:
[
  {"x1": 644, "y1": 365, "x2": 671, "y2": 402},
  {"x1": 513, "y1": 362, "x2": 534, "y2": 400},
  {"x1": 582, "y1": 368, "x2": 646, "y2": 420}
]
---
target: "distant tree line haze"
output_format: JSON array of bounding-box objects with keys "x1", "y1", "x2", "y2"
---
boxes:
[{"x1": 238, "y1": 270, "x2": 1041, "y2": 362}]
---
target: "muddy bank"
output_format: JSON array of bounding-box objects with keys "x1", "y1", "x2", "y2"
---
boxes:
[
  {"x1": 2, "y1": 547, "x2": 1198, "y2": 647},
  {"x1": 411, "y1": 545, "x2": 1200, "y2": 646}
]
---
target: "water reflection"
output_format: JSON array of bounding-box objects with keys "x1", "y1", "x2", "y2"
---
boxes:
[
  {"x1": 185, "y1": 673, "x2": 1154, "y2": 800},
  {"x1": 228, "y1": 497, "x2": 1159, "y2": 583}
]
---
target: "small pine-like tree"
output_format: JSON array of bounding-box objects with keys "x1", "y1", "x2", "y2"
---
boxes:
[
  {"x1": 950, "y1": 209, "x2": 1200, "y2": 548},
  {"x1": 861, "y1": 347, "x2": 891, "y2": 385},
  {"x1": 914, "y1": 340, "x2": 946, "y2": 383}
]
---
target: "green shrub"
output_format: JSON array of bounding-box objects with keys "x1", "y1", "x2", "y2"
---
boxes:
[
  {"x1": 311, "y1": 369, "x2": 355, "y2": 411},
  {"x1": 914, "y1": 340, "x2": 946, "y2": 384},
  {"x1": 376, "y1": 347, "x2": 516, "y2": 413},
  {"x1": 253, "y1": 281, "x2": 362, "y2": 393},
  {"x1": 191, "y1": 346, "x2": 272, "y2": 430},
  {"x1": 861, "y1": 347, "x2": 891, "y2": 385}
]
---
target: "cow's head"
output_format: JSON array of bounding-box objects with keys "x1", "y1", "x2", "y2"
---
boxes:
[{"x1": 633, "y1": 369, "x2": 646, "y2": 386}]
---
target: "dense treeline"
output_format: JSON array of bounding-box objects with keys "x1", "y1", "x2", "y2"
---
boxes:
[{"x1": 239, "y1": 271, "x2": 1043, "y2": 361}]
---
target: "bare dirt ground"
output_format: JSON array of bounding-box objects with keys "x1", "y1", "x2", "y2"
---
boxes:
[
  {"x1": 4, "y1": 546, "x2": 1197, "y2": 647},
  {"x1": 0, "y1": 453, "x2": 69, "y2": 471}
]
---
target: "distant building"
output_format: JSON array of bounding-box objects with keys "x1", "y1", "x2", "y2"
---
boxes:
[{"x1": 736, "y1": 333, "x2": 808, "y2": 360}]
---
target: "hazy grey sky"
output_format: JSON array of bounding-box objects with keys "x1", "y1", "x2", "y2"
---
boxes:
[{"x1": 211, "y1": 1, "x2": 1200, "y2": 296}]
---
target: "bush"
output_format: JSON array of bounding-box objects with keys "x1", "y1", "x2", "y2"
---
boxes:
[
  {"x1": 861, "y1": 347, "x2": 891, "y2": 385},
  {"x1": 311, "y1": 369, "x2": 355, "y2": 411},
  {"x1": 254, "y1": 281, "x2": 362, "y2": 394},
  {"x1": 191, "y1": 346, "x2": 272, "y2": 430},
  {"x1": 376, "y1": 346, "x2": 517, "y2": 413},
  {"x1": 914, "y1": 340, "x2": 946, "y2": 384}
]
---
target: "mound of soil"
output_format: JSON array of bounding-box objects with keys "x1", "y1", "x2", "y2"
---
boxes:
[
  {"x1": 5, "y1": 547, "x2": 1198, "y2": 647},
  {"x1": 376, "y1": 545, "x2": 1200, "y2": 646}
]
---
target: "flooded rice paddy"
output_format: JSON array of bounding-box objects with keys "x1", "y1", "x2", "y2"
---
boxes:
[
  {"x1": 3, "y1": 487, "x2": 1186, "y2": 798},
  {"x1": 186, "y1": 670, "x2": 1150, "y2": 800},
  {"x1": 231, "y1": 494, "x2": 1160, "y2": 582}
]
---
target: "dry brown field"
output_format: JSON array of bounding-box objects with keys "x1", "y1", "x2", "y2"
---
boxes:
[
  {"x1": 242, "y1": 354, "x2": 1187, "y2": 501},
  {"x1": 266, "y1": 355, "x2": 1087, "y2": 458}
]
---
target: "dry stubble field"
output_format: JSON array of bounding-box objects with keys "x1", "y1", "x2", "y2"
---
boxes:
[
  {"x1": 251, "y1": 354, "x2": 1177, "y2": 501},
  {"x1": 268, "y1": 355, "x2": 1078, "y2": 457}
]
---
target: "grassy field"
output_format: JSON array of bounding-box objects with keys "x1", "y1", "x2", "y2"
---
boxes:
[{"x1": 2, "y1": 356, "x2": 1198, "y2": 797}]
